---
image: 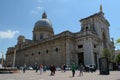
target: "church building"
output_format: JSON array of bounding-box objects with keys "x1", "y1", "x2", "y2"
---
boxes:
[{"x1": 5, "y1": 6, "x2": 115, "y2": 68}]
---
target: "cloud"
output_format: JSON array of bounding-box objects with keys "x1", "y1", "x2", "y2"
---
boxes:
[
  {"x1": 30, "y1": 6, "x2": 44, "y2": 15},
  {"x1": 0, "y1": 30, "x2": 19, "y2": 39},
  {"x1": 36, "y1": 6, "x2": 42, "y2": 10},
  {"x1": 37, "y1": 0, "x2": 44, "y2": 3},
  {"x1": 31, "y1": 10, "x2": 38, "y2": 15}
]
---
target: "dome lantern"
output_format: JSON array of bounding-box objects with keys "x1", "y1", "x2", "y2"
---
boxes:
[{"x1": 42, "y1": 11, "x2": 47, "y2": 19}]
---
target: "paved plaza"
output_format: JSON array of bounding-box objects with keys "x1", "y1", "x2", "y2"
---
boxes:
[{"x1": 0, "y1": 70, "x2": 120, "y2": 80}]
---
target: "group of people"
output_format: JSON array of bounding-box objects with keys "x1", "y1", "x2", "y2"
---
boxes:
[
  {"x1": 22, "y1": 63, "x2": 85, "y2": 77},
  {"x1": 35, "y1": 64, "x2": 56, "y2": 76},
  {"x1": 71, "y1": 63, "x2": 84, "y2": 77},
  {"x1": 35, "y1": 64, "x2": 47, "y2": 74},
  {"x1": 61, "y1": 64, "x2": 67, "y2": 72}
]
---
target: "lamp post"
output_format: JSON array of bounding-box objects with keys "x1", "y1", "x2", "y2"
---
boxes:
[{"x1": 12, "y1": 48, "x2": 16, "y2": 68}]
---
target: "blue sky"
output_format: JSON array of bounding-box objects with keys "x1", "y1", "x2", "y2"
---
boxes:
[{"x1": 0, "y1": 0, "x2": 120, "y2": 58}]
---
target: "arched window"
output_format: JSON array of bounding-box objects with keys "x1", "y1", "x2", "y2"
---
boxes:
[
  {"x1": 31, "y1": 53, "x2": 34, "y2": 56},
  {"x1": 40, "y1": 34, "x2": 43, "y2": 39},
  {"x1": 38, "y1": 52, "x2": 41, "y2": 55},
  {"x1": 55, "y1": 48, "x2": 58, "y2": 52},
  {"x1": 46, "y1": 50, "x2": 48, "y2": 54},
  {"x1": 86, "y1": 26, "x2": 88, "y2": 30}
]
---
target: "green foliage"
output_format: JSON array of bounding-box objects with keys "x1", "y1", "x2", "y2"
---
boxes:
[
  {"x1": 115, "y1": 54, "x2": 120, "y2": 63},
  {"x1": 101, "y1": 48, "x2": 114, "y2": 62},
  {"x1": 116, "y1": 38, "x2": 120, "y2": 43}
]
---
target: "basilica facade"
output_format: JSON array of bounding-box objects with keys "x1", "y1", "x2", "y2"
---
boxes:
[{"x1": 5, "y1": 6, "x2": 114, "y2": 68}]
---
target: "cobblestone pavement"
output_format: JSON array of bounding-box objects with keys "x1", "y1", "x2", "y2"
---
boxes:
[{"x1": 0, "y1": 70, "x2": 120, "y2": 80}]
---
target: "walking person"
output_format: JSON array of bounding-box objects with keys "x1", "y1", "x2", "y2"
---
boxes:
[
  {"x1": 43, "y1": 65, "x2": 47, "y2": 72},
  {"x1": 23, "y1": 64, "x2": 26, "y2": 73},
  {"x1": 63, "y1": 64, "x2": 66, "y2": 72},
  {"x1": 71, "y1": 62, "x2": 76, "y2": 77},
  {"x1": 39, "y1": 64, "x2": 43, "y2": 75},
  {"x1": 35, "y1": 65, "x2": 39, "y2": 73},
  {"x1": 50, "y1": 65, "x2": 54, "y2": 76},
  {"x1": 79, "y1": 63, "x2": 84, "y2": 76},
  {"x1": 53, "y1": 65, "x2": 56, "y2": 75}
]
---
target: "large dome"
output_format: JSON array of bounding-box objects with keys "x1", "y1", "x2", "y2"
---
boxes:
[
  {"x1": 33, "y1": 12, "x2": 53, "y2": 32},
  {"x1": 33, "y1": 12, "x2": 54, "y2": 41},
  {"x1": 34, "y1": 19, "x2": 52, "y2": 29}
]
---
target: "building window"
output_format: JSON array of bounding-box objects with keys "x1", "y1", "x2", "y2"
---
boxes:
[
  {"x1": 25, "y1": 54, "x2": 28, "y2": 57},
  {"x1": 31, "y1": 53, "x2": 34, "y2": 56},
  {"x1": 78, "y1": 45, "x2": 83, "y2": 48},
  {"x1": 38, "y1": 52, "x2": 41, "y2": 55},
  {"x1": 46, "y1": 50, "x2": 48, "y2": 54},
  {"x1": 55, "y1": 48, "x2": 58, "y2": 52},
  {"x1": 86, "y1": 27, "x2": 88, "y2": 30},
  {"x1": 40, "y1": 34, "x2": 43, "y2": 39},
  {"x1": 94, "y1": 44, "x2": 96, "y2": 48}
]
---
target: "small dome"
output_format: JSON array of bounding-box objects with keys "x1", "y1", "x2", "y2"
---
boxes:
[
  {"x1": 33, "y1": 12, "x2": 53, "y2": 31},
  {"x1": 17, "y1": 35, "x2": 25, "y2": 43},
  {"x1": 17, "y1": 35, "x2": 25, "y2": 40}
]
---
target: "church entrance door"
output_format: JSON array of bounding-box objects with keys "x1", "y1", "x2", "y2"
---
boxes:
[{"x1": 78, "y1": 52, "x2": 84, "y2": 65}]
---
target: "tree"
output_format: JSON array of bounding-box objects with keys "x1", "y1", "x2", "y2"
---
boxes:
[
  {"x1": 115, "y1": 54, "x2": 120, "y2": 63},
  {"x1": 116, "y1": 38, "x2": 120, "y2": 43},
  {"x1": 116, "y1": 38, "x2": 120, "y2": 49},
  {"x1": 101, "y1": 48, "x2": 114, "y2": 62},
  {"x1": 115, "y1": 38, "x2": 120, "y2": 63}
]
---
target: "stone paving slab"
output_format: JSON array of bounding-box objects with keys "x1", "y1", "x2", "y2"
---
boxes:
[{"x1": 0, "y1": 70, "x2": 120, "y2": 80}]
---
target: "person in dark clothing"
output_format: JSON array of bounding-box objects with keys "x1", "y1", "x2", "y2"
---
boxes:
[
  {"x1": 53, "y1": 65, "x2": 56, "y2": 75},
  {"x1": 50, "y1": 65, "x2": 56, "y2": 76},
  {"x1": 63, "y1": 64, "x2": 66, "y2": 72},
  {"x1": 23, "y1": 64, "x2": 26, "y2": 73},
  {"x1": 35, "y1": 65, "x2": 39, "y2": 72}
]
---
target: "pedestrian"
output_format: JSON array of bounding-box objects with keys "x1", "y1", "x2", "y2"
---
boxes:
[
  {"x1": 43, "y1": 65, "x2": 47, "y2": 72},
  {"x1": 53, "y1": 65, "x2": 56, "y2": 75},
  {"x1": 50, "y1": 65, "x2": 56, "y2": 76},
  {"x1": 39, "y1": 64, "x2": 43, "y2": 75},
  {"x1": 63, "y1": 64, "x2": 66, "y2": 72},
  {"x1": 79, "y1": 63, "x2": 84, "y2": 76},
  {"x1": 50, "y1": 65, "x2": 53, "y2": 75},
  {"x1": 61, "y1": 64, "x2": 64, "y2": 72},
  {"x1": 23, "y1": 64, "x2": 26, "y2": 73},
  {"x1": 71, "y1": 62, "x2": 76, "y2": 77},
  {"x1": 35, "y1": 65, "x2": 39, "y2": 73}
]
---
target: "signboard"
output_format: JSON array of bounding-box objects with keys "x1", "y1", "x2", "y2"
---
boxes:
[{"x1": 99, "y1": 57, "x2": 109, "y2": 75}]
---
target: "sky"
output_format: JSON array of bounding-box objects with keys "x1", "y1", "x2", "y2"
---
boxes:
[{"x1": 0, "y1": 0, "x2": 120, "y2": 58}]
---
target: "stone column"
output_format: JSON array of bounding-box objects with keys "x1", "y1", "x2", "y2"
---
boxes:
[
  {"x1": 65, "y1": 39, "x2": 71, "y2": 65},
  {"x1": 12, "y1": 48, "x2": 16, "y2": 68},
  {"x1": 84, "y1": 39, "x2": 94, "y2": 65}
]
